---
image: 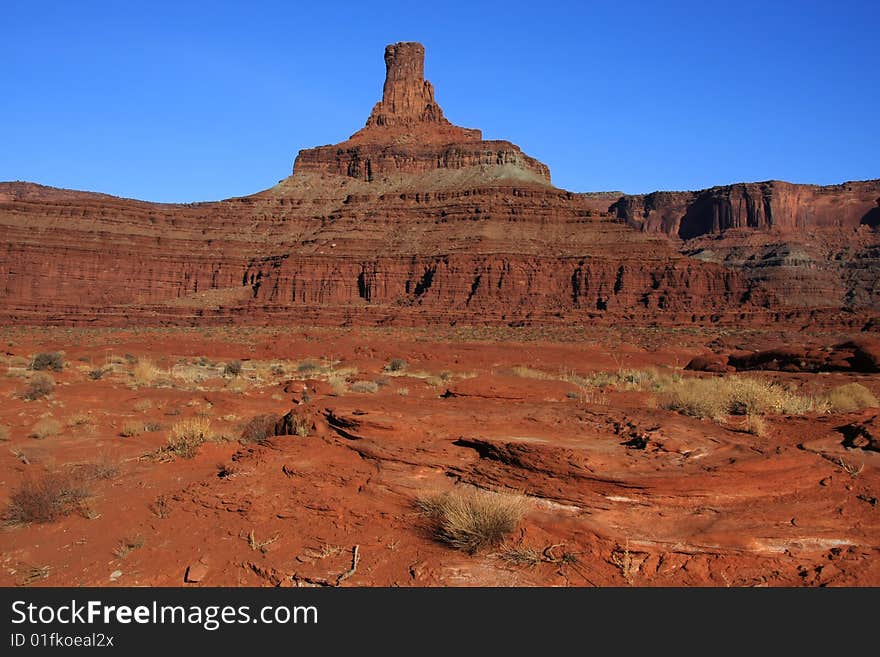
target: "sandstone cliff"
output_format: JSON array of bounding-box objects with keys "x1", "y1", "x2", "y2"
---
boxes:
[
  {"x1": 0, "y1": 42, "x2": 876, "y2": 326},
  {"x1": 609, "y1": 180, "x2": 880, "y2": 310}
]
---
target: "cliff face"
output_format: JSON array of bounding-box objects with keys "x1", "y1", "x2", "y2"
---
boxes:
[
  {"x1": 611, "y1": 180, "x2": 880, "y2": 239},
  {"x1": 0, "y1": 42, "x2": 875, "y2": 327},
  {"x1": 610, "y1": 180, "x2": 880, "y2": 309}
]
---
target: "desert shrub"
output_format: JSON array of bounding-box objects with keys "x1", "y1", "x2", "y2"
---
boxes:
[
  {"x1": 72, "y1": 457, "x2": 120, "y2": 481},
  {"x1": 350, "y1": 380, "x2": 379, "y2": 393},
  {"x1": 223, "y1": 360, "x2": 243, "y2": 377},
  {"x1": 297, "y1": 360, "x2": 320, "y2": 374},
  {"x1": 417, "y1": 489, "x2": 527, "y2": 553},
  {"x1": 385, "y1": 358, "x2": 408, "y2": 373},
  {"x1": 4, "y1": 471, "x2": 91, "y2": 524},
  {"x1": 0, "y1": 425, "x2": 9, "y2": 441},
  {"x1": 87, "y1": 368, "x2": 107, "y2": 380},
  {"x1": 661, "y1": 376, "x2": 818, "y2": 420},
  {"x1": 120, "y1": 421, "x2": 143, "y2": 437},
  {"x1": 67, "y1": 413, "x2": 92, "y2": 428},
  {"x1": 29, "y1": 418, "x2": 61, "y2": 439},
  {"x1": 167, "y1": 417, "x2": 213, "y2": 458},
  {"x1": 240, "y1": 414, "x2": 278, "y2": 444},
  {"x1": 744, "y1": 413, "x2": 768, "y2": 437},
  {"x1": 824, "y1": 383, "x2": 879, "y2": 413},
  {"x1": 328, "y1": 374, "x2": 348, "y2": 395},
  {"x1": 23, "y1": 373, "x2": 55, "y2": 400},
  {"x1": 660, "y1": 378, "x2": 731, "y2": 420},
  {"x1": 131, "y1": 359, "x2": 164, "y2": 386},
  {"x1": 143, "y1": 421, "x2": 163, "y2": 432},
  {"x1": 31, "y1": 352, "x2": 64, "y2": 372}
]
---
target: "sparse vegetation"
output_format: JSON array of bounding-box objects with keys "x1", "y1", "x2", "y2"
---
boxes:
[
  {"x1": 223, "y1": 360, "x2": 243, "y2": 377},
  {"x1": 297, "y1": 359, "x2": 320, "y2": 374},
  {"x1": 166, "y1": 417, "x2": 213, "y2": 458},
  {"x1": 112, "y1": 536, "x2": 144, "y2": 559},
  {"x1": 417, "y1": 489, "x2": 527, "y2": 553},
  {"x1": 328, "y1": 373, "x2": 348, "y2": 395},
  {"x1": 240, "y1": 414, "x2": 278, "y2": 444},
  {"x1": 23, "y1": 373, "x2": 55, "y2": 400},
  {"x1": 385, "y1": 358, "x2": 408, "y2": 373},
  {"x1": 67, "y1": 412, "x2": 93, "y2": 428},
  {"x1": 497, "y1": 544, "x2": 543, "y2": 566},
  {"x1": 660, "y1": 376, "x2": 821, "y2": 421},
  {"x1": 73, "y1": 458, "x2": 120, "y2": 481},
  {"x1": 120, "y1": 421, "x2": 143, "y2": 437},
  {"x1": 824, "y1": 383, "x2": 878, "y2": 413},
  {"x1": 245, "y1": 529, "x2": 278, "y2": 554},
  {"x1": 743, "y1": 413, "x2": 768, "y2": 437},
  {"x1": 4, "y1": 471, "x2": 91, "y2": 524},
  {"x1": 131, "y1": 358, "x2": 164, "y2": 386},
  {"x1": 29, "y1": 418, "x2": 61, "y2": 439},
  {"x1": 87, "y1": 368, "x2": 107, "y2": 380},
  {"x1": 350, "y1": 380, "x2": 379, "y2": 393},
  {"x1": 30, "y1": 352, "x2": 64, "y2": 372}
]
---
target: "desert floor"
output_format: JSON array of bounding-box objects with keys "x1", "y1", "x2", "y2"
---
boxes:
[{"x1": 1, "y1": 324, "x2": 877, "y2": 586}]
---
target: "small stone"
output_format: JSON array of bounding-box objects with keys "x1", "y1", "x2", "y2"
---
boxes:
[
  {"x1": 109, "y1": 570, "x2": 122, "y2": 582},
  {"x1": 819, "y1": 477, "x2": 832, "y2": 486},
  {"x1": 185, "y1": 562, "x2": 209, "y2": 583}
]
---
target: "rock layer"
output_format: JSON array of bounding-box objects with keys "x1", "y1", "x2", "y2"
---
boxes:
[
  {"x1": 610, "y1": 180, "x2": 880, "y2": 309},
  {"x1": 0, "y1": 42, "x2": 878, "y2": 326}
]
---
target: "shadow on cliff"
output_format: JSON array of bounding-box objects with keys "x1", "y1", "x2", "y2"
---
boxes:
[
  {"x1": 860, "y1": 198, "x2": 880, "y2": 228},
  {"x1": 677, "y1": 195, "x2": 716, "y2": 240}
]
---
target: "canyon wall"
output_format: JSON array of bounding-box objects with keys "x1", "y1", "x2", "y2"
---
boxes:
[{"x1": 0, "y1": 42, "x2": 877, "y2": 327}]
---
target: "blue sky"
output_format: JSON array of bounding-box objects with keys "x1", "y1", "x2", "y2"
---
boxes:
[{"x1": 2, "y1": 0, "x2": 878, "y2": 202}]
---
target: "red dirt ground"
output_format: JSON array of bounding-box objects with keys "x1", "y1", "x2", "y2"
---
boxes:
[{"x1": 1, "y1": 325, "x2": 877, "y2": 587}]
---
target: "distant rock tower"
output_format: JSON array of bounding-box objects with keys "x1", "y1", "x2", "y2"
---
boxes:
[{"x1": 365, "y1": 42, "x2": 448, "y2": 128}]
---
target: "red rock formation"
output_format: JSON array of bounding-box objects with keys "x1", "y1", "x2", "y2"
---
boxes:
[
  {"x1": 610, "y1": 180, "x2": 880, "y2": 309},
  {"x1": 0, "y1": 42, "x2": 876, "y2": 326},
  {"x1": 612, "y1": 180, "x2": 880, "y2": 238},
  {"x1": 292, "y1": 41, "x2": 550, "y2": 184}
]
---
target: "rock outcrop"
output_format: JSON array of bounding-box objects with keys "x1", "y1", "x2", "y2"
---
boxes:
[
  {"x1": 0, "y1": 42, "x2": 876, "y2": 326},
  {"x1": 610, "y1": 180, "x2": 880, "y2": 309},
  {"x1": 291, "y1": 41, "x2": 550, "y2": 185}
]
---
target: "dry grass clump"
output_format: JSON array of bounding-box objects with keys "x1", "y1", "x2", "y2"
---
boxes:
[
  {"x1": 417, "y1": 489, "x2": 527, "y2": 553},
  {"x1": 112, "y1": 535, "x2": 145, "y2": 559},
  {"x1": 660, "y1": 376, "x2": 820, "y2": 421},
  {"x1": 71, "y1": 457, "x2": 120, "y2": 481},
  {"x1": 87, "y1": 368, "x2": 107, "y2": 380},
  {"x1": 384, "y1": 358, "x2": 408, "y2": 373},
  {"x1": 67, "y1": 412, "x2": 93, "y2": 428},
  {"x1": 3, "y1": 471, "x2": 92, "y2": 525},
  {"x1": 131, "y1": 358, "x2": 166, "y2": 387},
  {"x1": 120, "y1": 420, "x2": 143, "y2": 437},
  {"x1": 296, "y1": 359, "x2": 321, "y2": 374},
  {"x1": 30, "y1": 352, "x2": 64, "y2": 372},
  {"x1": 22, "y1": 373, "x2": 55, "y2": 400},
  {"x1": 328, "y1": 373, "x2": 348, "y2": 396},
  {"x1": 824, "y1": 383, "x2": 878, "y2": 413},
  {"x1": 166, "y1": 417, "x2": 213, "y2": 458},
  {"x1": 239, "y1": 414, "x2": 278, "y2": 444},
  {"x1": 350, "y1": 380, "x2": 379, "y2": 394},
  {"x1": 29, "y1": 418, "x2": 61, "y2": 439},
  {"x1": 223, "y1": 360, "x2": 243, "y2": 377}
]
